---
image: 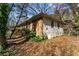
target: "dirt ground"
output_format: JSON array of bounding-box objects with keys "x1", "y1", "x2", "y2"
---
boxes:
[{"x1": 10, "y1": 35, "x2": 79, "y2": 56}]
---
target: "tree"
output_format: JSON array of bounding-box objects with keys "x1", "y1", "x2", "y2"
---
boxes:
[
  {"x1": 67, "y1": 3, "x2": 79, "y2": 35},
  {"x1": 0, "y1": 4, "x2": 10, "y2": 45},
  {"x1": 9, "y1": 3, "x2": 28, "y2": 39},
  {"x1": 53, "y1": 3, "x2": 70, "y2": 21},
  {"x1": 68, "y1": 3, "x2": 79, "y2": 17},
  {"x1": 53, "y1": 3, "x2": 77, "y2": 35},
  {"x1": 27, "y1": 3, "x2": 53, "y2": 16},
  {"x1": 8, "y1": 3, "x2": 28, "y2": 27}
]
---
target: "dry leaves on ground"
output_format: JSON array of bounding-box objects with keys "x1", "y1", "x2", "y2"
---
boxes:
[{"x1": 13, "y1": 35, "x2": 79, "y2": 56}]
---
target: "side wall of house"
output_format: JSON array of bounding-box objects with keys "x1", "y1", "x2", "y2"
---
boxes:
[
  {"x1": 43, "y1": 18, "x2": 64, "y2": 39},
  {"x1": 28, "y1": 19, "x2": 43, "y2": 36},
  {"x1": 35, "y1": 19, "x2": 43, "y2": 36}
]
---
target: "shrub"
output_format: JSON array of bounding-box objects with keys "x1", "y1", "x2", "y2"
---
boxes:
[
  {"x1": 0, "y1": 45, "x2": 3, "y2": 54},
  {"x1": 75, "y1": 16, "x2": 79, "y2": 31},
  {"x1": 22, "y1": 29, "x2": 36, "y2": 41},
  {"x1": 0, "y1": 44, "x2": 16, "y2": 56},
  {"x1": 22, "y1": 28, "x2": 47, "y2": 42},
  {"x1": 0, "y1": 44, "x2": 6, "y2": 55},
  {"x1": 31, "y1": 35, "x2": 48, "y2": 42}
]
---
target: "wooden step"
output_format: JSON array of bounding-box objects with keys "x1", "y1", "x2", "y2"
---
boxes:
[
  {"x1": 8, "y1": 35, "x2": 23, "y2": 39},
  {"x1": 12, "y1": 38, "x2": 26, "y2": 44},
  {"x1": 7, "y1": 39, "x2": 26, "y2": 44},
  {"x1": 7, "y1": 37, "x2": 25, "y2": 42},
  {"x1": 7, "y1": 37, "x2": 26, "y2": 44},
  {"x1": 11, "y1": 34, "x2": 22, "y2": 38}
]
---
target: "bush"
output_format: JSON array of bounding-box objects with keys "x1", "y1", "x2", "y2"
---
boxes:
[
  {"x1": 0, "y1": 45, "x2": 3, "y2": 54},
  {"x1": 22, "y1": 29, "x2": 36, "y2": 41},
  {"x1": 22, "y1": 28, "x2": 47, "y2": 42},
  {"x1": 0, "y1": 44, "x2": 7, "y2": 55},
  {"x1": 0, "y1": 44, "x2": 16, "y2": 56},
  {"x1": 0, "y1": 4, "x2": 9, "y2": 36},
  {"x1": 75, "y1": 16, "x2": 79, "y2": 31},
  {"x1": 31, "y1": 35, "x2": 48, "y2": 42}
]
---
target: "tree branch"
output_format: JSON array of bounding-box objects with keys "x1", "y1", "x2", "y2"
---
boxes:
[{"x1": 9, "y1": 3, "x2": 25, "y2": 39}]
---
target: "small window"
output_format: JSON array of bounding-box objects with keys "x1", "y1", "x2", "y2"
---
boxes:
[
  {"x1": 51, "y1": 21, "x2": 54, "y2": 27},
  {"x1": 57, "y1": 22, "x2": 60, "y2": 28},
  {"x1": 46, "y1": 27, "x2": 48, "y2": 30},
  {"x1": 54, "y1": 22, "x2": 58, "y2": 26},
  {"x1": 57, "y1": 23, "x2": 60, "y2": 27}
]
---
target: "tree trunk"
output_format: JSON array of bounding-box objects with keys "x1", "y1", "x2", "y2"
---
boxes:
[{"x1": 9, "y1": 4, "x2": 25, "y2": 39}]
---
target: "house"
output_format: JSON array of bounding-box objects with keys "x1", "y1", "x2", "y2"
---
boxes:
[{"x1": 17, "y1": 13, "x2": 64, "y2": 39}]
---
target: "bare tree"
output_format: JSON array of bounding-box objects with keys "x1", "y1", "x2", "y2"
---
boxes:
[
  {"x1": 27, "y1": 3, "x2": 53, "y2": 16},
  {"x1": 9, "y1": 3, "x2": 28, "y2": 39}
]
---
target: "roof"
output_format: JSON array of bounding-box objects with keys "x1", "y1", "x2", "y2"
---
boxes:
[{"x1": 17, "y1": 13, "x2": 62, "y2": 27}]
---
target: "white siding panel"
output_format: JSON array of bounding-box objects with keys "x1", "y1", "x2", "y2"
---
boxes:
[{"x1": 43, "y1": 19, "x2": 64, "y2": 39}]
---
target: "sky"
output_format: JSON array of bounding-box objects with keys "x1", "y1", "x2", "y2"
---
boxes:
[
  {"x1": 8, "y1": 3, "x2": 70, "y2": 26},
  {"x1": 9, "y1": 3, "x2": 55, "y2": 19}
]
